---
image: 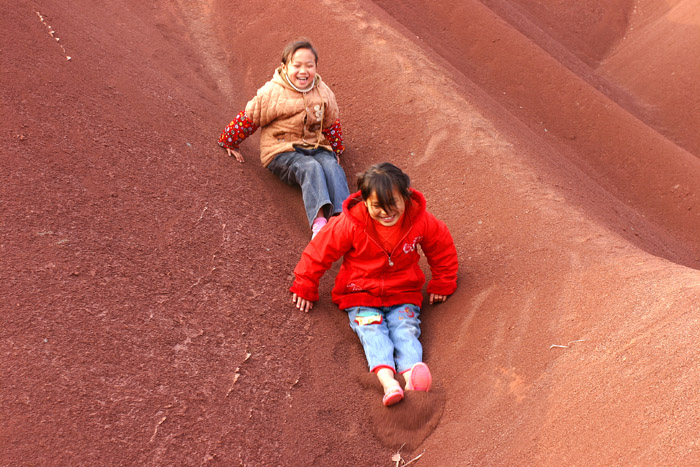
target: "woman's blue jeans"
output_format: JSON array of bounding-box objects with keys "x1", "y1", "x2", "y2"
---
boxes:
[
  {"x1": 267, "y1": 148, "x2": 350, "y2": 226},
  {"x1": 346, "y1": 304, "x2": 422, "y2": 374}
]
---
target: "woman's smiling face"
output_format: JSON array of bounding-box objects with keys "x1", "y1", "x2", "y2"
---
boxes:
[
  {"x1": 284, "y1": 48, "x2": 317, "y2": 90},
  {"x1": 364, "y1": 188, "x2": 406, "y2": 227}
]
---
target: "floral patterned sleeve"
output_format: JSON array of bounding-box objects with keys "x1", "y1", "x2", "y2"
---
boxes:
[
  {"x1": 322, "y1": 118, "x2": 345, "y2": 156},
  {"x1": 218, "y1": 111, "x2": 258, "y2": 149}
]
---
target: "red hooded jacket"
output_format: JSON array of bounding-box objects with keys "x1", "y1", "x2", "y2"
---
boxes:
[{"x1": 290, "y1": 189, "x2": 458, "y2": 310}]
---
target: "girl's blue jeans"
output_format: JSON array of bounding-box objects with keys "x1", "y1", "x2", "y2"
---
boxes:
[
  {"x1": 267, "y1": 148, "x2": 350, "y2": 226},
  {"x1": 346, "y1": 304, "x2": 423, "y2": 374}
]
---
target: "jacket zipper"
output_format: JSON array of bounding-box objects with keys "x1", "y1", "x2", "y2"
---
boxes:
[
  {"x1": 365, "y1": 222, "x2": 413, "y2": 267},
  {"x1": 388, "y1": 227, "x2": 413, "y2": 267}
]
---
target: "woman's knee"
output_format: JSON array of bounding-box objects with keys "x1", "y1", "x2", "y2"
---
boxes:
[
  {"x1": 317, "y1": 153, "x2": 342, "y2": 171},
  {"x1": 292, "y1": 157, "x2": 324, "y2": 178}
]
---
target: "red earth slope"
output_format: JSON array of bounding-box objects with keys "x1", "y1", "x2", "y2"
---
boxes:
[{"x1": 3, "y1": 0, "x2": 700, "y2": 465}]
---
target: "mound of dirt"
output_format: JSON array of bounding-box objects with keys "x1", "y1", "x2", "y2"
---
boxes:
[{"x1": 3, "y1": 0, "x2": 700, "y2": 465}]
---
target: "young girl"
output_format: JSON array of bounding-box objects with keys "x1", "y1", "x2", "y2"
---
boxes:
[
  {"x1": 218, "y1": 39, "x2": 350, "y2": 238},
  {"x1": 289, "y1": 162, "x2": 458, "y2": 406}
]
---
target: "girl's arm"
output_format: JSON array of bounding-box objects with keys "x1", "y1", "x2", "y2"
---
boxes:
[
  {"x1": 218, "y1": 110, "x2": 258, "y2": 162},
  {"x1": 291, "y1": 293, "x2": 314, "y2": 312},
  {"x1": 289, "y1": 216, "x2": 353, "y2": 307},
  {"x1": 420, "y1": 212, "x2": 459, "y2": 298}
]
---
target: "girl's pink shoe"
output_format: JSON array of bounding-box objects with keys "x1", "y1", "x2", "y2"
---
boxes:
[
  {"x1": 382, "y1": 386, "x2": 404, "y2": 406},
  {"x1": 406, "y1": 362, "x2": 432, "y2": 392}
]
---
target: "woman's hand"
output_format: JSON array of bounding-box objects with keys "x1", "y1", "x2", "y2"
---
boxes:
[
  {"x1": 429, "y1": 293, "x2": 448, "y2": 305},
  {"x1": 226, "y1": 147, "x2": 245, "y2": 163},
  {"x1": 292, "y1": 293, "x2": 314, "y2": 312}
]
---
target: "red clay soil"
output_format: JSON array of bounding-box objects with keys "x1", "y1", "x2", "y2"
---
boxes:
[{"x1": 3, "y1": 0, "x2": 700, "y2": 465}]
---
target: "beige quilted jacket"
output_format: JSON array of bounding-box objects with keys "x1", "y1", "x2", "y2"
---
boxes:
[{"x1": 245, "y1": 67, "x2": 340, "y2": 167}]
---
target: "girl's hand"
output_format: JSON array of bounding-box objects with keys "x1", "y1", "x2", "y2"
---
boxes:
[
  {"x1": 429, "y1": 293, "x2": 448, "y2": 305},
  {"x1": 226, "y1": 147, "x2": 245, "y2": 163},
  {"x1": 292, "y1": 293, "x2": 314, "y2": 312}
]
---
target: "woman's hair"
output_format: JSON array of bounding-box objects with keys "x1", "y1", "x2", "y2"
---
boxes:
[
  {"x1": 281, "y1": 39, "x2": 318, "y2": 65},
  {"x1": 357, "y1": 162, "x2": 412, "y2": 212}
]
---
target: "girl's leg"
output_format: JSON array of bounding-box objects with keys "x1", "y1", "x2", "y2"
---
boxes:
[
  {"x1": 376, "y1": 367, "x2": 403, "y2": 406},
  {"x1": 404, "y1": 362, "x2": 432, "y2": 391},
  {"x1": 347, "y1": 307, "x2": 403, "y2": 404},
  {"x1": 376, "y1": 367, "x2": 401, "y2": 393},
  {"x1": 385, "y1": 304, "x2": 430, "y2": 390},
  {"x1": 347, "y1": 307, "x2": 396, "y2": 372},
  {"x1": 312, "y1": 150, "x2": 351, "y2": 216},
  {"x1": 267, "y1": 151, "x2": 333, "y2": 226}
]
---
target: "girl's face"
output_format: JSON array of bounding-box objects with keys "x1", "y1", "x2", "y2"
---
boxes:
[
  {"x1": 283, "y1": 48, "x2": 317, "y2": 90},
  {"x1": 364, "y1": 188, "x2": 406, "y2": 227}
]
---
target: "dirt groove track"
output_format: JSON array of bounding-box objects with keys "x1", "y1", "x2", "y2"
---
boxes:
[{"x1": 2, "y1": 0, "x2": 700, "y2": 465}]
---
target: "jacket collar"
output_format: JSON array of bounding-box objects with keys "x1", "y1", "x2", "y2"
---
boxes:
[
  {"x1": 343, "y1": 188, "x2": 427, "y2": 228},
  {"x1": 273, "y1": 67, "x2": 322, "y2": 93}
]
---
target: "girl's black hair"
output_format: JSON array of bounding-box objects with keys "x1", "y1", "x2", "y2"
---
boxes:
[
  {"x1": 281, "y1": 39, "x2": 318, "y2": 65},
  {"x1": 357, "y1": 162, "x2": 412, "y2": 213}
]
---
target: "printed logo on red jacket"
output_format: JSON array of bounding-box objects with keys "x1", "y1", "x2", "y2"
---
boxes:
[{"x1": 402, "y1": 236, "x2": 423, "y2": 254}]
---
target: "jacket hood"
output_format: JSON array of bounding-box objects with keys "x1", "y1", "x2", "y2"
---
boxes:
[
  {"x1": 273, "y1": 67, "x2": 322, "y2": 92},
  {"x1": 343, "y1": 188, "x2": 427, "y2": 227}
]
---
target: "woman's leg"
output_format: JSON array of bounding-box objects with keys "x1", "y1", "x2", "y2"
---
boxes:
[
  {"x1": 267, "y1": 151, "x2": 333, "y2": 226},
  {"x1": 311, "y1": 150, "x2": 351, "y2": 216}
]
